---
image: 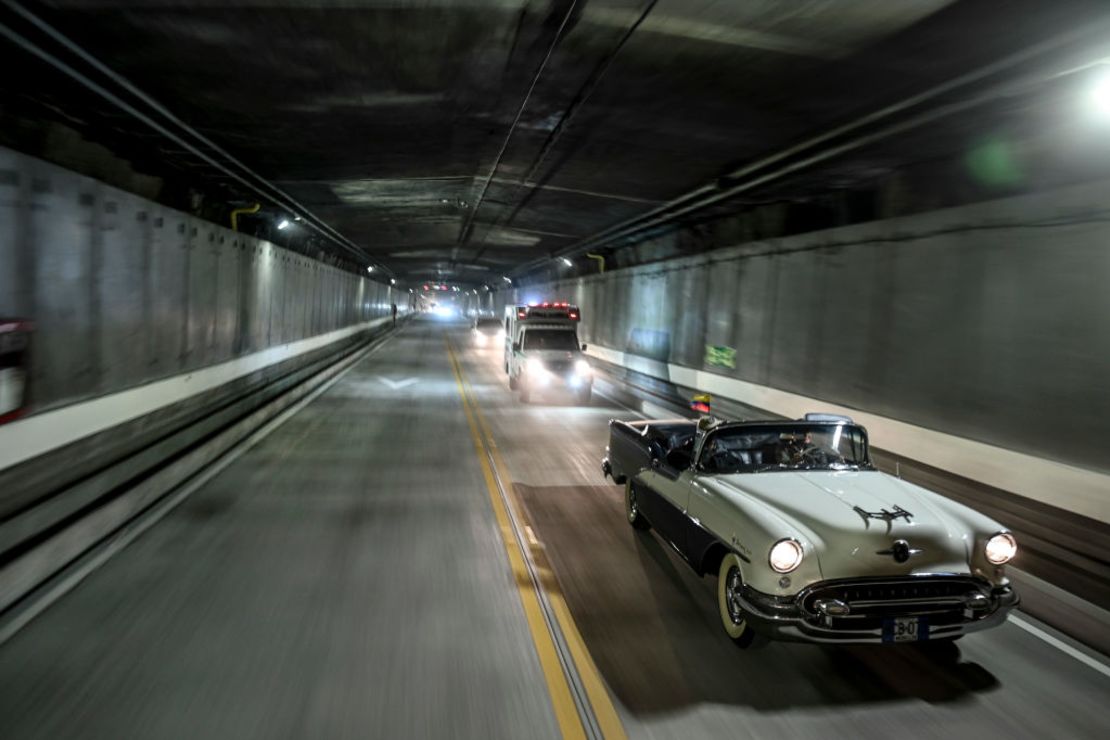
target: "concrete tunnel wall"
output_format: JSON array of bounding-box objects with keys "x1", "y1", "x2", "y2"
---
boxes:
[
  {"x1": 0, "y1": 148, "x2": 407, "y2": 608},
  {"x1": 494, "y1": 177, "x2": 1110, "y2": 483},
  {"x1": 0, "y1": 146, "x2": 400, "y2": 420}
]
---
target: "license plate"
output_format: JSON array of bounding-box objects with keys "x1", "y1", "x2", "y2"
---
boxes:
[{"x1": 883, "y1": 616, "x2": 929, "y2": 643}]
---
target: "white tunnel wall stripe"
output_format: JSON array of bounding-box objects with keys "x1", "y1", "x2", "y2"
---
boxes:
[
  {"x1": 586, "y1": 343, "x2": 1110, "y2": 526},
  {"x1": 0, "y1": 315, "x2": 397, "y2": 472}
]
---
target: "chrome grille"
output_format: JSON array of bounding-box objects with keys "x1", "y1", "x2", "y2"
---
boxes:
[{"x1": 800, "y1": 576, "x2": 987, "y2": 620}]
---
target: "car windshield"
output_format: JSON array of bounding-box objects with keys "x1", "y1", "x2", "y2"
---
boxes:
[
  {"x1": 522, "y1": 329, "x2": 579, "y2": 350},
  {"x1": 698, "y1": 423, "x2": 872, "y2": 473}
]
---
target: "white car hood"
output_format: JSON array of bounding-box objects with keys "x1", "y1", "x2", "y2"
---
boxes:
[{"x1": 707, "y1": 470, "x2": 979, "y2": 577}]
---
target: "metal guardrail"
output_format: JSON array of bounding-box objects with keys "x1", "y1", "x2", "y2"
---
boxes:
[{"x1": 0, "y1": 322, "x2": 401, "y2": 625}]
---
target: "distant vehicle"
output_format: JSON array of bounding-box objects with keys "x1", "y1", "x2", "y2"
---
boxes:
[
  {"x1": 504, "y1": 302, "x2": 592, "y2": 404},
  {"x1": 602, "y1": 414, "x2": 1019, "y2": 647},
  {"x1": 472, "y1": 317, "x2": 503, "y2": 347},
  {"x1": 473, "y1": 316, "x2": 502, "y2": 332}
]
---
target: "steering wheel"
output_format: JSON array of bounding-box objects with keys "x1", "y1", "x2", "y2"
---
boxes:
[{"x1": 798, "y1": 445, "x2": 843, "y2": 466}]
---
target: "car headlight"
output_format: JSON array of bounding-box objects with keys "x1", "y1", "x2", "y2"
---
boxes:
[
  {"x1": 526, "y1": 357, "x2": 547, "y2": 376},
  {"x1": 769, "y1": 538, "x2": 804, "y2": 573},
  {"x1": 985, "y1": 532, "x2": 1017, "y2": 565},
  {"x1": 574, "y1": 359, "x2": 591, "y2": 376}
]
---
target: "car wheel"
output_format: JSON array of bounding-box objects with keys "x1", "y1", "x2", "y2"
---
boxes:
[
  {"x1": 509, "y1": 374, "x2": 518, "y2": 391},
  {"x1": 576, "y1": 386, "x2": 592, "y2": 405},
  {"x1": 717, "y1": 554, "x2": 763, "y2": 648},
  {"x1": 625, "y1": 481, "x2": 651, "y2": 531}
]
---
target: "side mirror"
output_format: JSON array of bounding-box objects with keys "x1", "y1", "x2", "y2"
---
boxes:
[
  {"x1": 512, "y1": 342, "x2": 521, "y2": 352},
  {"x1": 665, "y1": 447, "x2": 693, "y2": 470},
  {"x1": 581, "y1": 343, "x2": 588, "y2": 351}
]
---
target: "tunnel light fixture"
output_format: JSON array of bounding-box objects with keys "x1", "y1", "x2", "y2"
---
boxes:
[
  {"x1": 560, "y1": 257, "x2": 573, "y2": 267},
  {"x1": 502, "y1": 276, "x2": 512, "y2": 284},
  {"x1": 277, "y1": 219, "x2": 291, "y2": 230},
  {"x1": 366, "y1": 266, "x2": 374, "y2": 273},
  {"x1": 390, "y1": 278, "x2": 396, "y2": 285},
  {"x1": 1090, "y1": 69, "x2": 1110, "y2": 119}
]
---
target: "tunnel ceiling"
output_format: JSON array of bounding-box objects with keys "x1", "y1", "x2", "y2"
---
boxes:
[{"x1": 4, "y1": 0, "x2": 1110, "y2": 283}]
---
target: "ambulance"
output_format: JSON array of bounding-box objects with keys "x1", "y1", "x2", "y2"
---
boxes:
[{"x1": 503, "y1": 302, "x2": 592, "y2": 404}]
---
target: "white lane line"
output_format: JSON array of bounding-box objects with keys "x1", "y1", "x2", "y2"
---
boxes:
[
  {"x1": 377, "y1": 376, "x2": 419, "y2": 390},
  {"x1": 0, "y1": 316, "x2": 397, "y2": 472},
  {"x1": 1009, "y1": 615, "x2": 1110, "y2": 680},
  {"x1": 0, "y1": 334, "x2": 392, "y2": 647}
]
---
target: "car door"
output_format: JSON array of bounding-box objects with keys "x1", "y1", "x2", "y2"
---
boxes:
[{"x1": 638, "y1": 451, "x2": 695, "y2": 558}]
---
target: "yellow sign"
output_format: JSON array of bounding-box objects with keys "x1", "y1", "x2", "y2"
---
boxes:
[{"x1": 705, "y1": 344, "x2": 736, "y2": 369}]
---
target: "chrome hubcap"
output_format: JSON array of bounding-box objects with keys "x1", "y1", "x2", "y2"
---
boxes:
[{"x1": 725, "y1": 567, "x2": 744, "y2": 625}]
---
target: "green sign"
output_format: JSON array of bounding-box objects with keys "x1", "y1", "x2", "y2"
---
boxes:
[{"x1": 705, "y1": 344, "x2": 736, "y2": 369}]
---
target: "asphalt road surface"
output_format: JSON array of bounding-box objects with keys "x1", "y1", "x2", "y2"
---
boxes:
[{"x1": 1, "y1": 317, "x2": 1107, "y2": 739}]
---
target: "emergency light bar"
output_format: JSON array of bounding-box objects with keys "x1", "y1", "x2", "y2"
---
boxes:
[{"x1": 514, "y1": 303, "x2": 580, "y2": 321}]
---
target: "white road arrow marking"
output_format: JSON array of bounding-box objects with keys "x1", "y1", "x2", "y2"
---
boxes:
[{"x1": 377, "y1": 376, "x2": 418, "y2": 390}]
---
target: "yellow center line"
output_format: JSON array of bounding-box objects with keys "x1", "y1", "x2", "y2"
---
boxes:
[
  {"x1": 445, "y1": 337, "x2": 587, "y2": 740},
  {"x1": 445, "y1": 336, "x2": 628, "y2": 740}
]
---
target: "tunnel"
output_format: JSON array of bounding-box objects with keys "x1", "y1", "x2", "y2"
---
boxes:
[{"x1": 0, "y1": 1, "x2": 1108, "y2": 738}]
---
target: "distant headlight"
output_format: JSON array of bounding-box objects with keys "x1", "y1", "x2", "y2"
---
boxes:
[
  {"x1": 526, "y1": 357, "x2": 547, "y2": 376},
  {"x1": 574, "y1": 359, "x2": 591, "y2": 376},
  {"x1": 985, "y1": 532, "x2": 1017, "y2": 565},
  {"x1": 769, "y1": 538, "x2": 804, "y2": 573},
  {"x1": 474, "y1": 332, "x2": 488, "y2": 347}
]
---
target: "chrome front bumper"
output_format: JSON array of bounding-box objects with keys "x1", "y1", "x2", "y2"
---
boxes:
[{"x1": 735, "y1": 576, "x2": 1020, "y2": 644}]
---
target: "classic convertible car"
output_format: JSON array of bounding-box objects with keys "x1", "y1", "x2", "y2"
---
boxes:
[{"x1": 602, "y1": 414, "x2": 1019, "y2": 646}]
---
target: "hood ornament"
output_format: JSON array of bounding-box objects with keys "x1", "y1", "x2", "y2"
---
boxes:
[
  {"x1": 853, "y1": 504, "x2": 913, "y2": 524},
  {"x1": 877, "y1": 539, "x2": 923, "y2": 563}
]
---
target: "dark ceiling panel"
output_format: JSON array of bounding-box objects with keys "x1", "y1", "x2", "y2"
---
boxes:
[{"x1": 4, "y1": 0, "x2": 1110, "y2": 285}]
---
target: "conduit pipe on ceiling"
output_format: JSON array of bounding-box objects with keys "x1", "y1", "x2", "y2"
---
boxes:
[
  {"x1": 230, "y1": 203, "x2": 261, "y2": 232},
  {"x1": 512, "y1": 16, "x2": 1110, "y2": 278},
  {"x1": 451, "y1": 0, "x2": 580, "y2": 263},
  {"x1": 468, "y1": 0, "x2": 658, "y2": 269},
  {"x1": 0, "y1": 0, "x2": 392, "y2": 278}
]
